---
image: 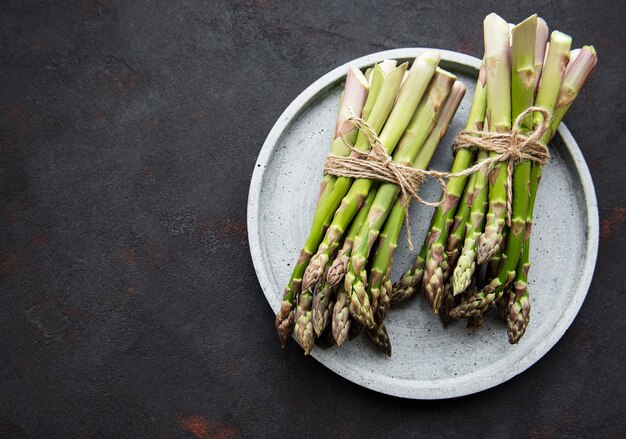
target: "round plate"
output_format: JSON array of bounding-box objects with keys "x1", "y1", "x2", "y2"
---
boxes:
[{"x1": 247, "y1": 48, "x2": 599, "y2": 399}]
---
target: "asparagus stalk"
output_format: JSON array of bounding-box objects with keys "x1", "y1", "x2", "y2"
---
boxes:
[
  {"x1": 446, "y1": 172, "x2": 476, "y2": 278},
  {"x1": 508, "y1": 44, "x2": 596, "y2": 343},
  {"x1": 451, "y1": 147, "x2": 489, "y2": 295},
  {"x1": 373, "y1": 265, "x2": 393, "y2": 324},
  {"x1": 533, "y1": 18, "x2": 549, "y2": 93},
  {"x1": 347, "y1": 69, "x2": 457, "y2": 327},
  {"x1": 438, "y1": 173, "x2": 476, "y2": 320},
  {"x1": 476, "y1": 13, "x2": 513, "y2": 265},
  {"x1": 302, "y1": 52, "x2": 441, "y2": 292},
  {"x1": 435, "y1": 168, "x2": 477, "y2": 320},
  {"x1": 487, "y1": 226, "x2": 507, "y2": 280},
  {"x1": 421, "y1": 63, "x2": 490, "y2": 312},
  {"x1": 475, "y1": 15, "x2": 537, "y2": 308},
  {"x1": 550, "y1": 46, "x2": 597, "y2": 139},
  {"x1": 390, "y1": 240, "x2": 427, "y2": 304},
  {"x1": 451, "y1": 30, "x2": 572, "y2": 319},
  {"x1": 506, "y1": 167, "x2": 539, "y2": 343},
  {"x1": 368, "y1": 199, "x2": 404, "y2": 322},
  {"x1": 498, "y1": 17, "x2": 544, "y2": 321},
  {"x1": 275, "y1": 66, "x2": 371, "y2": 347},
  {"x1": 393, "y1": 59, "x2": 487, "y2": 305},
  {"x1": 533, "y1": 31, "x2": 572, "y2": 138},
  {"x1": 326, "y1": 184, "x2": 378, "y2": 287}
]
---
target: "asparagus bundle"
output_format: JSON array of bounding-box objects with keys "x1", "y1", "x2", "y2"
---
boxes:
[
  {"x1": 275, "y1": 66, "x2": 370, "y2": 348},
  {"x1": 393, "y1": 13, "x2": 597, "y2": 344},
  {"x1": 275, "y1": 52, "x2": 471, "y2": 355}
]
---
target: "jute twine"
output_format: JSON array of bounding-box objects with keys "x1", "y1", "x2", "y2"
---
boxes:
[{"x1": 323, "y1": 106, "x2": 551, "y2": 249}]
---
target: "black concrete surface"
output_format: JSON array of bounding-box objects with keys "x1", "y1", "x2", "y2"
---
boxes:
[{"x1": 1, "y1": 1, "x2": 625, "y2": 437}]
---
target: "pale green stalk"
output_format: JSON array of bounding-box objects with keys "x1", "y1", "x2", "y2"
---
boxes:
[
  {"x1": 550, "y1": 46, "x2": 597, "y2": 138},
  {"x1": 533, "y1": 18, "x2": 549, "y2": 93},
  {"x1": 476, "y1": 12, "x2": 512, "y2": 265},
  {"x1": 509, "y1": 44, "x2": 596, "y2": 344}
]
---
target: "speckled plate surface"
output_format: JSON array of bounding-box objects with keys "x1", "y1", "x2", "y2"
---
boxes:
[{"x1": 247, "y1": 49, "x2": 599, "y2": 399}]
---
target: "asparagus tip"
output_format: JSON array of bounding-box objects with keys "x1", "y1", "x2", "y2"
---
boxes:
[{"x1": 275, "y1": 300, "x2": 295, "y2": 348}]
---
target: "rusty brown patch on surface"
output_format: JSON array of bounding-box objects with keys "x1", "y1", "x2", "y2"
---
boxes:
[
  {"x1": 177, "y1": 415, "x2": 239, "y2": 439},
  {"x1": 0, "y1": 254, "x2": 18, "y2": 274},
  {"x1": 126, "y1": 287, "x2": 136, "y2": 295},
  {"x1": 32, "y1": 41, "x2": 45, "y2": 54},
  {"x1": 65, "y1": 306, "x2": 80, "y2": 319},
  {"x1": 600, "y1": 207, "x2": 626, "y2": 238},
  {"x1": 89, "y1": 110, "x2": 106, "y2": 121},
  {"x1": 121, "y1": 248, "x2": 136, "y2": 265},
  {"x1": 0, "y1": 232, "x2": 47, "y2": 275},
  {"x1": 223, "y1": 358, "x2": 241, "y2": 377},
  {"x1": 560, "y1": 410, "x2": 575, "y2": 427},
  {"x1": 32, "y1": 232, "x2": 46, "y2": 248},
  {"x1": 200, "y1": 215, "x2": 218, "y2": 233},
  {"x1": 527, "y1": 425, "x2": 557, "y2": 439},
  {"x1": 220, "y1": 218, "x2": 247, "y2": 241}
]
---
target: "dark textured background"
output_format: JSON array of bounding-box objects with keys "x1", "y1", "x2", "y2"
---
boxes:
[{"x1": 1, "y1": 1, "x2": 625, "y2": 437}]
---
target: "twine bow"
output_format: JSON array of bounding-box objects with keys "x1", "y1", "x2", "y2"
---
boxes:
[{"x1": 323, "y1": 106, "x2": 551, "y2": 249}]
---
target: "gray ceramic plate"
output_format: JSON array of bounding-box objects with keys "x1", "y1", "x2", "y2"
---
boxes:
[{"x1": 247, "y1": 49, "x2": 598, "y2": 399}]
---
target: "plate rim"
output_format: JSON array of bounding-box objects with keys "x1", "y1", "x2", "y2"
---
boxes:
[{"x1": 247, "y1": 48, "x2": 599, "y2": 399}]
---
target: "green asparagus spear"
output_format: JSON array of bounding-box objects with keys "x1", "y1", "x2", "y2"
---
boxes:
[{"x1": 475, "y1": 13, "x2": 513, "y2": 265}]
